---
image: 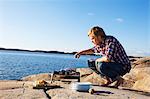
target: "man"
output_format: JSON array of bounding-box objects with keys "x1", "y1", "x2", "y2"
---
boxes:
[{"x1": 75, "y1": 26, "x2": 131, "y2": 88}]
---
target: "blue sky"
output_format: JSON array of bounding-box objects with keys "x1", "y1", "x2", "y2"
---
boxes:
[{"x1": 0, "y1": 0, "x2": 149, "y2": 56}]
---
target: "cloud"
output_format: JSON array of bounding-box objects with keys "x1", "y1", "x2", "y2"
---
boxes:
[
  {"x1": 115, "y1": 18, "x2": 124, "y2": 23},
  {"x1": 88, "y1": 13, "x2": 95, "y2": 16},
  {"x1": 127, "y1": 50, "x2": 150, "y2": 57}
]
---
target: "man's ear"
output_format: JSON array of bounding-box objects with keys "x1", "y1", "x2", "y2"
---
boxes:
[{"x1": 97, "y1": 35, "x2": 102, "y2": 39}]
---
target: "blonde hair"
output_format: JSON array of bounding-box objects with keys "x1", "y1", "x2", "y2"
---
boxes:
[{"x1": 88, "y1": 26, "x2": 106, "y2": 38}]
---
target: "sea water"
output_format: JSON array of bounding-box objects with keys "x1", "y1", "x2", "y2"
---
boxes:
[{"x1": 0, "y1": 50, "x2": 99, "y2": 80}]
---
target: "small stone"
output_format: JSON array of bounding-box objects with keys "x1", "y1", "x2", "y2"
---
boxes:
[{"x1": 88, "y1": 88, "x2": 94, "y2": 94}]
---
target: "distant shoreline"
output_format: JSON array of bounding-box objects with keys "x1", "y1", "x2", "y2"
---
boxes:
[
  {"x1": 0, "y1": 47, "x2": 77, "y2": 55},
  {"x1": 0, "y1": 47, "x2": 143, "y2": 58}
]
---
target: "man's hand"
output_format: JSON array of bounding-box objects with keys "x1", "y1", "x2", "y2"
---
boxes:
[{"x1": 74, "y1": 52, "x2": 81, "y2": 58}]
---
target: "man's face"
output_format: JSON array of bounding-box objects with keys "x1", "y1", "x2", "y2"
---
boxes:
[{"x1": 89, "y1": 33, "x2": 102, "y2": 46}]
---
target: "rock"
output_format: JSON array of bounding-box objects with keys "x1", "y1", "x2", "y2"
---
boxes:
[
  {"x1": 0, "y1": 88, "x2": 48, "y2": 99},
  {"x1": 124, "y1": 67, "x2": 150, "y2": 81},
  {"x1": 21, "y1": 73, "x2": 79, "y2": 82},
  {"x1": 121, "y1": 79, "x2": 135, "y2": 88},
  {"x1": 0, "y1": 80, "x2": 149, "y2": 99},
  {"x1": 76, "y1": 68, "x2": 93, "y2": 76},
  {"x1": 46, "y1": 83, "x2": 149, "y2": 99},
  {"x1": 130, "y1": 67, "x2": 150, "y2": 92},
  {"x1": 0, "y1": 80, "x2": 48, "y2": 99},
  {"x1": 132, "y1": 75, "x2": 150, "y2": 92},
  {"x1": 21, "y1": 73, "x2": 51, "y2": 81},
  {"x1": 123, "y1": 67, "x2": 150, "y2": 92},
  {"x1": 76, "y1": 68, "x2": 106, "y2": 85},
  {"x1": 81, "y1": 72, "x2": 106, "y2": 85},
  {"x1": 132, "y1": 57, "x2": 150, "y2": 68},
  {"x1": 0, "y1": 80, "x2": 24, "y2": 90}
]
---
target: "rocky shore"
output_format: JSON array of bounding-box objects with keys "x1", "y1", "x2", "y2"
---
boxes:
[{"x1": 0, "y1": 57, "x2": 150, "y2": 99}]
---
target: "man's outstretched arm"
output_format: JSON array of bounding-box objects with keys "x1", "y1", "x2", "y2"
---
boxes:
[{"x1": 74, "y1": 48, "x2": 94, "y2": 58}]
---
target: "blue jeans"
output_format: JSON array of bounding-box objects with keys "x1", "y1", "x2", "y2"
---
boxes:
[{"x1": 96, "y1": 62, "x2": 126, "y2": 81}]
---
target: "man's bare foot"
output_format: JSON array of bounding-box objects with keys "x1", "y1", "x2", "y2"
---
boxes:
[
  {"x1": 110, "y1": 76, "x2": 124, "y2": 88},
  {"x1": 100, "y1": 77, "x2": 112, "y2": 87}
]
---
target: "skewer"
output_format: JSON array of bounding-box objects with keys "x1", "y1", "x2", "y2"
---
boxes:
[{"x1": 50, "y1": 73, "x2": 54, "y2": 83}]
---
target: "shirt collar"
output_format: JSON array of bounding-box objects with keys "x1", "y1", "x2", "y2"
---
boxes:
[{"x1": 99, "y1": 37, "x2": 106, "y2": 48}]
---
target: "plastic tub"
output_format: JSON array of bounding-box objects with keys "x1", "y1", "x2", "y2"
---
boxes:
[{"x1": 70, "y1": 82, "x2": 92, "y2": 92}]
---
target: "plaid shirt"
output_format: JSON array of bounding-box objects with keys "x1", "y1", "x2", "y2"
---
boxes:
[{"x1": 92, "y1": 36, "x2": 131, "y2": 72}]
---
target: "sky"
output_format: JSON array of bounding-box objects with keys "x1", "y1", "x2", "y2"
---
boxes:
[{"x1": 0, "y1": 0, "x2": 149, "y2": 56}]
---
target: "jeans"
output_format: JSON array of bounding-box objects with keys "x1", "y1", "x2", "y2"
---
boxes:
[{"x1": 96, "y1": 62, "x2": 126, "y2": 81}]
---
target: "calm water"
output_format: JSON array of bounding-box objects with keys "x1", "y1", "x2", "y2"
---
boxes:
[{"x1": 0, "y1": 50, "x2": 99, "y2": 80}]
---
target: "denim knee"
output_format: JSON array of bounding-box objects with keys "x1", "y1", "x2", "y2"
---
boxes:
[
  {"x1": 97, "y1": 62, "x2": 106, "y2": 71},
  {"x1": 96, "y1": 62, "x2": 106, "y2": 76}
]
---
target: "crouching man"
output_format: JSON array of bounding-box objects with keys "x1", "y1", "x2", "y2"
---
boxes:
[{"x1": 75, "y1": 26, "x2": 131, "y2": 88}]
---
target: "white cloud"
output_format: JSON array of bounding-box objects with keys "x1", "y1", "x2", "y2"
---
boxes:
[
  {"x1": 115, "y1": 18, "x2": 124, "y2": 23},
  {"x1": 127, "y1": 50, "x2": 150, "y2": 57},
  {"x1": 88, "y1": 13, "x2": 95, "y2": 16}
]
